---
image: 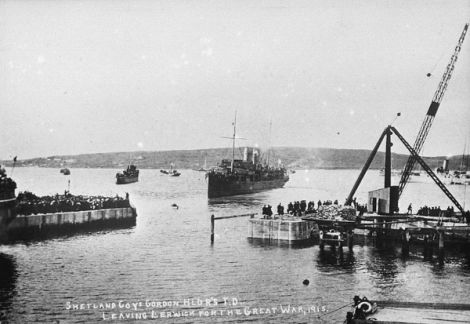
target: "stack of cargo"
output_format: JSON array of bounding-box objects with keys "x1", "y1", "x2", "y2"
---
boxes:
[
  {"x1": 339, "y1": 206, "x2": 357, "y2": 221},
  {"x1": 315, "y1": 205, "x2": 357, "y2": 221}
]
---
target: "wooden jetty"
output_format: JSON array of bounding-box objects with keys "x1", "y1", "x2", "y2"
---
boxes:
[
  {"x1": 338, "y1": 122, "x2": 470, "y2": 250},
  {"x1": 354, "y1": 213, "x2": 470, "y2": 247}
]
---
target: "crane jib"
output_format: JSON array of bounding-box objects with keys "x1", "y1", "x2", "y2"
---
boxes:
[
  {"x1": 426, "y1": 101, "x2": 440, "y2": 117},
  {"x1": 398, "y1": 23, "x2": 468, "y2": 198}
]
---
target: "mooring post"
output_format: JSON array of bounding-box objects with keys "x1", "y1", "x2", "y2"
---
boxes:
[
  {"x1": 378, "y1": 219, "x2": 384, "y2": 239},
  {"x1": 401, "y1": 229, "x2": 410, "y2": 256},
  {"x1": 438, "y1": 230, "x2": 445, "y2": 262},
  {"x1": 347, "y1": 230, "x2": 353, "y2": 250},
  {"x1": 438, "y1": 230, "x2": 444, "y2": 251},
  {"x1": 211, "y1": 214, "x2": 215, "y2": 244},
  {"x1": 423, "y1": 234, "x2": 429, "y2": 258}
]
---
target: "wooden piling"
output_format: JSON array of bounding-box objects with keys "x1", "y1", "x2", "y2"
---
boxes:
[
  {"x1": 401, "y1": 229, "x2": 410, "y2": 256},
  {"x1": 211, "y1": 214, "x2": 214, "y2": 244},
  {"x1": 438, "y1": 230, "x2": 444, "y2": 250},
  {"x1": 347, "y1": 230, "x2": 353, "y2": 250},
  {"x1": 423, "y1": 234, "x2": 430, "y2": 258},
  {"x1": 210, "y1": 213, "x2": 255, "y2": 243}
]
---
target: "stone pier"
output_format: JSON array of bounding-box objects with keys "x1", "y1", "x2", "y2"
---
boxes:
[{"x1": 3, "y1": 207, "x2": 137, "y2": 242}]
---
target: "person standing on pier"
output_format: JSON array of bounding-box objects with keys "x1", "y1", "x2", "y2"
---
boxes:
[
  {"x1": 407, "y1": 203, "x2": 412, "y2": 214},
  {"x1": 277, "y1": 203, "x2": 284, "y2": 215}
]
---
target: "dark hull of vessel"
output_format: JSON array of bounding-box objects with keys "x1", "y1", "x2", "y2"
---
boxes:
[
  {"x1": 208, "y1": 176, "x2": 289, "y2": 198},
  {"x1": 116, "y1": 176, "x2": 139, "y2": 185}
]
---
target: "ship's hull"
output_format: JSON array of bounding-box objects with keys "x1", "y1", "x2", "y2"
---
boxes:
[
  {"x1": 116, "y1": 176, "x2": 139, "y2": 184},
  {"x1": 208, "y1": 175, "x2": 289, "y2": 198}
]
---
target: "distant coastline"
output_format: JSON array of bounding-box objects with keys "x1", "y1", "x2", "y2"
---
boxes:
[{"x1": 0, "y1": 147, "x2": 466, "y2": 171}]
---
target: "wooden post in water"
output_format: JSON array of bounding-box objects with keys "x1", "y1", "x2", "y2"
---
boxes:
[
  {"x1": 210, "y1": 213, "x2": 255, "y2": 243},
  {"x1": 401, "y1": 229, "x2": 410, "y2": 256},
  {"x1": 211, "y1": 214, "x2": 215, "y2": 244},
  {"x1": 423, "y1": 234, "x2": 429, "y2": 259},
  {"x1": 347, "y1": 230, "x2": 353, "y2": 251},
  {"x1": 439, "y1": 230, "x2": 444, "y2": 262},
  {"x1": 438, "y1": 230, "x2": 444, "y2": 248}
]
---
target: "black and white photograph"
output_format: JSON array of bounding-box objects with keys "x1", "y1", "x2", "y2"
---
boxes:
[{"x1": 1, "y1": 0, "x2": 470, "y2": 323}]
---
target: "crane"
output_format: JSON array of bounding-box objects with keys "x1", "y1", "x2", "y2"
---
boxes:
[{"x1": 398, "y1": 23, "x2": 469, "y2": 197}]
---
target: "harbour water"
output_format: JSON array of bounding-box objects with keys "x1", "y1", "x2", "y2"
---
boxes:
[{"x1": 1, "y1": 167, "x2": 470, "y2": 323}]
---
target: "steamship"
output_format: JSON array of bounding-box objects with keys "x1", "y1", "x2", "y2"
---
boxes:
[
  {"x1": 207, "y1": 147, "x2": 289, "y2": 198},
  {"x1": 207, "y1": 113, "x2": 289, "y2": 198},
  {"x1": 116, "y1": 164, "x2": 139, "y2": 184}
]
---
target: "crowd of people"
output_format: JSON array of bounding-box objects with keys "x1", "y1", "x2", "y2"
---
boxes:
[
  {"x1": 262, "y1": 199, "x2": 344, "y2": 218},
  {"x1": 260, "y1": 197, "x2": 371, "y2": 219},
  {"x1": 16, "y1": 191, "x2": 131, "y2": 216},
  {"x1": 0, "y1": 166, "x2": 17, "y2": 199},
  {"x1": 416, "y1": 205, "x2": 455, "y2": 217}
]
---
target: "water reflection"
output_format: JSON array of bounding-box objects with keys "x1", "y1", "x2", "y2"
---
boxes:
[
  {"x1": 208, "y1": 195, "x2": 267, "y2": 208},
  {"x1": 0, "y1": 253, "x2": 17, "y2": 322},
  {"x1": 316, "y1": 246, "x2": 356, "y2": 271},
  {"x1": 366, "y1": 243, "x2": 400, "y2": 283},
  {"x1": 248, "y1": 238, "x2": 315, "y2": 249}
]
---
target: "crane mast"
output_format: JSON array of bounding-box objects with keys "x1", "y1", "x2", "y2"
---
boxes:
[{"x1": 398, "y1": 23, "x2": 468, "y2": 197}]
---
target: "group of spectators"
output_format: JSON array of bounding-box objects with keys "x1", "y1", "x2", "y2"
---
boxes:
[
  {"x1": 260, "y1": 197, "x2": 371, "y2": 219},
  {"x1": 0, "y1": 166, "x2": 17, "y2": 199},
  {"x1": 416, "y1": 205, "x2": 455, "y2": 217},
  {"x1": 262, "y1": 199, "x2": 343, "y2": 218},
  {"x1": 16, "y1": 191, "x2": 131, "y2": 216}
]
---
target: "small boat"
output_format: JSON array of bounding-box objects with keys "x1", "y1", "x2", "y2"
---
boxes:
[
  {"x1": 116, "y1": 164, "x2": 139, "y2": 184},
  {"x1": 170, "y1": 170, "x2": 181, "y2": 177},
  {"x1": 161, "y1": 164, "x2": 181, "y2": 177},
  {"x1": 194, "y1": 157, "x2": 209, "y2": 172},
  {"x1": 60, "y1": 168, "x2": 70, "y2": 175}
]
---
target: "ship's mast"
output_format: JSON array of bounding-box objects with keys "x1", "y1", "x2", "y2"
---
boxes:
[
  {"x1": 231, "y1": 111, "x2": 237, "y2": 172},
  {"x1": 267, "y1": 119, "x2": 272, "y2": 167}
]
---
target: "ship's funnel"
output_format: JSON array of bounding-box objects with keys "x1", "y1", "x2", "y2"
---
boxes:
[
  {"x1": 443, "y1": 159, "x2": 449, "y2": 172},
  {"x1": 253, "y1": 149, "x2": 259, "y2": 164},
  {"x1": 244, "y1": 147, "x2": 253, "y2": 162}
]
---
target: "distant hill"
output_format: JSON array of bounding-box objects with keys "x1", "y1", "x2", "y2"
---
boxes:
[{"x1": 1, "y1": 147, "x2": 467, "y2": 171}]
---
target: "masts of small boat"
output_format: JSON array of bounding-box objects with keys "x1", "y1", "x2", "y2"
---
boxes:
[
  {"x1": 161, "y1": 163, "x2": 181, "y2": 176},
  {"x1": 267, "y1": 118, "x2": 272, "y2": 167}
]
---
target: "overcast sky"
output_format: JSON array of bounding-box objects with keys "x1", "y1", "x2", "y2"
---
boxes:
[{"x1": 1, "y1": 0, "x2": 469, "y2": 160}]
